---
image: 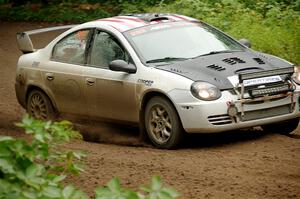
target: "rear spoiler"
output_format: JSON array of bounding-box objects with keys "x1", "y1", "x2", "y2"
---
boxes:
[{"x1": 16, "y1": 25, "x2": 76, "y2": 54}]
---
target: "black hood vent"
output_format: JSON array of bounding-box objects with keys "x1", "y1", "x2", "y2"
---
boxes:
[
  {"x1": 253, "y1": 57, "x2": 265, "y2": 64},
  {"x1": 207, "y1": 64, "x2": 225, "y2": 71},
  {"x1": 170, "y1": 67, "x2": 183, "y2": 73},
  {"x1": 156, "y1": 51, "x2": 293, "y2": 90},
  {"x1": 223, "y1": 57, "x2": 246, "y2": 65}
]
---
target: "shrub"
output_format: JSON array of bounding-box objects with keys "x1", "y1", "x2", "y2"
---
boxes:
[
  {"x1": 0, "y1": 0, "x2": 298, "y2": 64},
  {"x1": 0, "y1": 115, "x2": 180, "y2": 199},
  {"x1": 0, "y1": 115, "x2": 87, "y2": 198},
  {"x1": 95, "y1": 176, "x2": 179, "y2": 199},
  {"x1": 0, "y1": 2, "x2": 112, "y2": 22}
]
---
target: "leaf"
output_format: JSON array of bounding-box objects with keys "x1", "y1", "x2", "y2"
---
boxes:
[
  {"x1": 69, "y1": 163, "x2": 85, "y2": 175},
  {"x1": 22, "y1": 190, "x2": 37, "y2": 199},
  {"x1": 34, "y1": 133, "x2": 45, "y2": 143},
  {"x1": 95, "y1": 187, "x2": 111, "y2": 196},
  {"x1": 0, "y1": 146, "x2": 12, "y2": 157},
  {"x1": 161, "y1": 188, "x2": 180, "y2": 198},
  {"x1": 122, "y1": 189, "x2": 140, "y2": 199},
  {"x1": 140, "y1": 186, "x2": 152, "y2": 193},
  {"x1": 21, "y1": 114, "x2": 31, "y2": 125},
  {"x1": 44, "y1": 121, "x2": 52, "y2": 130},
  {"x1": 0, "y1": 158, "x2": 15, "y2": 174},
  {"x1": 43, "y1": 186, "x2": 62, "y2": 198},
  {"x1": 62, "y1": 185, "x2": 75, "y2": 199},
  {"x1": 58, "y1": 120, "x2": 72, "y2": 126},
  {"x1": 149, "y1": 192, "x2": 157, "y2": 199},
  {"x1": 73, "y1": 151, "x2": 86, "y2": 160},
  {"x1": 26, "y1": 164, "x2": 45, "y2": 178},
  {"x1": 157, "y1": 191, "x2": 173, "y2": 199},
  {"x1": 0, "y1": 179, "x2": 11, "y2": 191},
  {"x1": 53, "y1": 175, "x2": 66, "y2": 183},
  {"x1": 29, "y1": 176, "x2": 46, "y2": 186},
  {"x1": 107, "y1": 177, "x2": 121, "y2": 192},
  {"x1": 137, "y1": 192, "x2": 145, "y2": 199},
  {"x1": 71, "y1": 189, "x2": 89, "y2": 199},
  {"x1": 26, "y1": 164, "x2": 38, "y2": 178},
  {"x1": 95, "y1": 180, "x2": 140, "y2": 199},
  {"x1": 151, "y1": 176, "x2": 162, "y2": 191},
  {"x1": 16, "y1": 170, "x2": 26, "y2": 181},
  {"x1": 0, "y1": 136, "x2": 14, "y2": 142}
]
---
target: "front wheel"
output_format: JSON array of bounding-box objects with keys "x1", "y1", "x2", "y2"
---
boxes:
[
  {"x1": 27, "y1": 90, "x2": 56, "y2": 120},
  {"x1": 261, "y1": 118, "x2": 299, "y2": 135},
  {"x1": 145, "y1": 96, "x2": 184, "y2": 149}
]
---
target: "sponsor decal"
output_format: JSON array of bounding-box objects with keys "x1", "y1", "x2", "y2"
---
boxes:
[
  {"x1": 138, "y1": 79, "x2": 154, "y2": 86},
  {"x1": 227, "y1": 75, "x2": 282, "y2": 87},
  {"x1": 32, "y1": 61, "x2": 40, "y2": 67},
  {"x1": 243, "y1": 75, "x2": 282, "y2": 86}
]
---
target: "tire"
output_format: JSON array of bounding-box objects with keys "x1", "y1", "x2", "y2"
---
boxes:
[
  {"x1": 261, "y1": 118, "x2": 299, "y2": 135},
  {"x1": 27, "y1": 90, "x2": 56, "y2": 120},
  {"x1": 145, "y1": 96, "x2": 184, "y2": 149}
]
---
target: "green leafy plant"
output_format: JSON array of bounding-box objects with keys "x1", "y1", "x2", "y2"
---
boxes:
[
  {"x1": 15, "y1": 115, "x2": 86, "y2": 175},
  {"x1": 0, "y1": 1, "x2": 298, "y2": 63},
  {"x1": 0, "y1": 115, "x2": 179, "y2": 199},
  {"x1": 95, "y1": 176, "x2": 179, "y2": 199},
  {"x1": 0, "y1": 115, "x2": 88, "y2": 198}
]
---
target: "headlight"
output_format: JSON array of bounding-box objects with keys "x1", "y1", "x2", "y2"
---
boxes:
[
  {"x1": 292, "y1": 66, "x2": 300, "y2": 84},
  {"x1": 191, "y1": 81, "x2": 221, "y2": 101}
]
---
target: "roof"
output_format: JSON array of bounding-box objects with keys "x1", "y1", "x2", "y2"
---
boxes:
[{"x1": 95, "y1": 13, "x2": 199, "y2": 32}]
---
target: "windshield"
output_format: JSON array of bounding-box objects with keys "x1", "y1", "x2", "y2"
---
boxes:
[{"x1": 124, "y1": 22, "x2": 245, "y2": 64}]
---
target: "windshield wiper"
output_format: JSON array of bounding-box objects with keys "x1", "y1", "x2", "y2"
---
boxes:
[
  {"x1": 146, "y1": 57, "x2": 189, "y2": 64},
  {"x1": 193, "y1": 50, "x2": 242, "y2": 59}
]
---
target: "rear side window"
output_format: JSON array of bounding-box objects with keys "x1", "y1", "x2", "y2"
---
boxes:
[{"x1": 52, "y1": 30, "x2": 90, "y2": 65}]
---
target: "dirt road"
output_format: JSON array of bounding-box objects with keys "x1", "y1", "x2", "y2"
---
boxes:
[{"x1": 0, "y1": 21, "x2": 299, "y2": 199}]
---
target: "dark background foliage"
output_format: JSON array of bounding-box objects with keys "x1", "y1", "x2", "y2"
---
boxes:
[{"x1": 0, "y1": 0, "x2": 299, "y2": 64}]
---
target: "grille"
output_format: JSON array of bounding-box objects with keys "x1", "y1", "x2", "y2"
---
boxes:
[
  {"x1": 237, "y1": 68, "x2": 294, "y2": 98},
  {"x1": 238, "y1": 67, "x2": 294, "y2": 81},
  {"x1": 242, "y1": 104, "x2": 293, "y2": 121},
  {"x1": 223, "y1": 57, "x2": 246, "y2": 65},
  {"x1": 208, "y1": 114, "x2": 233, "y2": 125},
  {"x1": 206, "y1": 64, "x2": 225, "y2": 71},
  {"x1": 253, "y1": 57, "x2": 265, "y2": 64}
]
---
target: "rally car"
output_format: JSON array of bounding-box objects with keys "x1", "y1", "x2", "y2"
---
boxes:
[{"x1": 15, "y1": 13, "x2": 300, "y2": 148}]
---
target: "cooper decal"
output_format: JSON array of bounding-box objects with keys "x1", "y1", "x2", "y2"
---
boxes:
[{"x1": 138, "y1": 79, "x2": 154, "y2": 86}]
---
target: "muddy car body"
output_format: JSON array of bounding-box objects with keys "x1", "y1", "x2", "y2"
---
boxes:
[{"x1": 15, "y1": 13, "x2": 300, "y2": 148}]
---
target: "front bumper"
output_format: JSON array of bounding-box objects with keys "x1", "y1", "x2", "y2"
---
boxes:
[{"x1": 169, "y1": 89, "x2": 300, "y2": 133}]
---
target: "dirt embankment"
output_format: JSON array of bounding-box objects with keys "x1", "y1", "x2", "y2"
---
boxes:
[{"x1": 0, "y1": 21, "x2": 299, "y2": 198}]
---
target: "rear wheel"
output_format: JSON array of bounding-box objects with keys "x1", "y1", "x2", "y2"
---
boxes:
[
  {"x1": 27, "y1": 90, "x2": 56, "y2": 120},
  {"x1": 145, "y1": 96, "x2": 184, "y2": 149},
  {"x1": 261, "y1": 118, "x2": 299, "y2": 135}
]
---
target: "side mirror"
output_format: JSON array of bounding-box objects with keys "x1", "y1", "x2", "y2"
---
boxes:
[
  {"x1": 109, "y1": 60, "x2": 136, "y2": 74},
  {"x1": 239, "y1": 38, "x2": 251, "y2": 48}
]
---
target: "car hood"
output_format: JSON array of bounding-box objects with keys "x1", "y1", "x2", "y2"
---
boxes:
[{"x1": 155, "y1": 51, "x2": 293, "y2": 90}]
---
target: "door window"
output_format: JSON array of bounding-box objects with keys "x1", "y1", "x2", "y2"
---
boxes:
[
  {"x1": 52, "y1": 30, "x2": 90, "y2": 64},
  {"x1": 89, "y1": 31, "x2": 127, "y2": 68}
]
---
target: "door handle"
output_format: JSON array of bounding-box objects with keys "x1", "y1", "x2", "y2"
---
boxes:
[
  {"x1": 85, "y1": 78, "x2": 95, "y2": 86},
  {"x1": 45, "y1": 73, "x2": 54, "y2": 81}
]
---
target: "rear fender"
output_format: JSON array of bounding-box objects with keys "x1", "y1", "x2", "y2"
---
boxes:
[{"x1": 25, "y1": 83, "x2": 59, "y2": 113}]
